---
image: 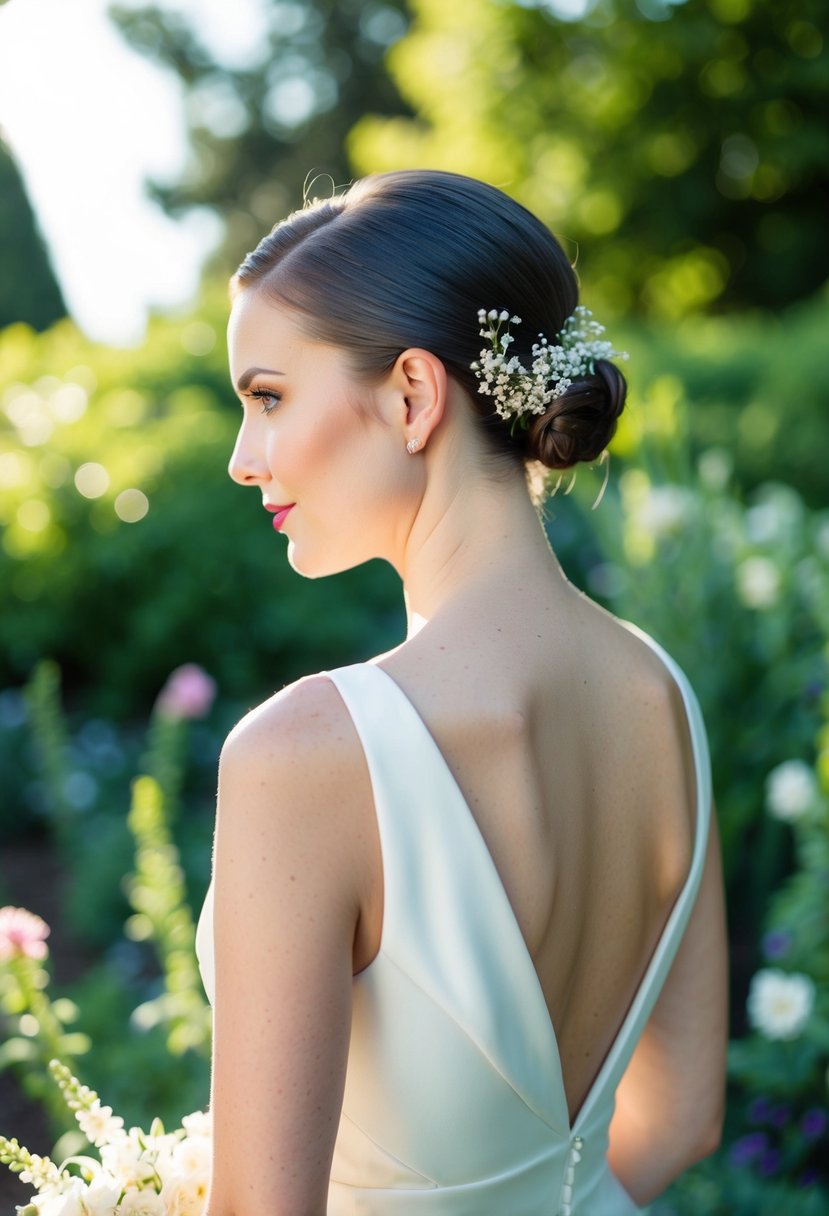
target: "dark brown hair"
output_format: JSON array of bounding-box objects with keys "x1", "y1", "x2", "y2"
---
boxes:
[{"x1": 231, "y1": 170, "x2": 626, "y2": 472}]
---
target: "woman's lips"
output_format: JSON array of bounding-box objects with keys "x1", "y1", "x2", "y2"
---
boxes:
[{"x1": 265, "y1": 503, "x2": 295, "y2": 532}]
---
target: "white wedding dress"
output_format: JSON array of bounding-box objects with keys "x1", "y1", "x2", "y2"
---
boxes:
[{"x1": 196, "y1": 625, "x2": 711, "y2": 1215}]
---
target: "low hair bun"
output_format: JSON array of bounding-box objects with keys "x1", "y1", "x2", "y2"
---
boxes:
[{"x1": 526, "y1": 359, "x2": 627, "y2": 470}]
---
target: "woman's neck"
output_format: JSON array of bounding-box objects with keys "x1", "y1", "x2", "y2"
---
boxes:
[{"x1": 398, "y1": 463, "x2": 565, "y2": 637}]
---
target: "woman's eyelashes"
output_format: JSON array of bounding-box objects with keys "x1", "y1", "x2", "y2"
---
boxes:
[{"x1": 247, "y1": 387, "x2": 282, "y2": 415}]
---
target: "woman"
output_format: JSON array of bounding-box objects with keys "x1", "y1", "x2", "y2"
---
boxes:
[{"x1": 196, "y1": 170, "x2": 728, "y2": 1216}]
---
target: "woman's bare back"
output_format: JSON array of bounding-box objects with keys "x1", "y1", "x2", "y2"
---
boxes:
[{"x1": 366, "y1": 573, "x2": 698, "y2": 1127}]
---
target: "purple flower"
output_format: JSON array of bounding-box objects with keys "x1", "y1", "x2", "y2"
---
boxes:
[
  {"x1": 798, "y1": 1168, "x2": 819, "y2": 1188},
  {"x1": 770, "y1": 1103, "x2": 792, "y2": 1129},
  {"x1": 748, "y1": 1096, "x2": 774, "y2": 1124},
  {"x1": 801, "y1": 1108, "x2": 828, "y2": 1140},
  {"x1": 758, "y1": 1148, "x2": 782, "y2": 1177},
  {"x1": 729, "y1": 1132, "x2": 768, "y2": 1166},
  {"x1": 761, "y1": 928, "x2": 793, "y2": 961}
]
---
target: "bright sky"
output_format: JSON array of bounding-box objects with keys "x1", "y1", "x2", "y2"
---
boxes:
[{"x1": 0, "y1": 0, "x2": 267, "y2": 346}]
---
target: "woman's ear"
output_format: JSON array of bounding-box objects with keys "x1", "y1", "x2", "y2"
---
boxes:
[{"x1": 388, "y1": 348, "x2": 447, "y2": 454}]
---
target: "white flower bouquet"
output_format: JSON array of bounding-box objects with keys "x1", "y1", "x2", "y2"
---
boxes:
[{"x1": 0, "y1": 1060, "x2": 210, "y2": 1216}]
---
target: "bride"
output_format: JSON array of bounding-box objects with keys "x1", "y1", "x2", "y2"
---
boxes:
[{"x1": 196, "y1": 169, "x2": 728, "y2": 1216}]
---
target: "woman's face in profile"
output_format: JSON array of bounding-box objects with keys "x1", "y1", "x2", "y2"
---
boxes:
[{"x1": 227, "y1": 289, "x2": 415, "y2": 579}]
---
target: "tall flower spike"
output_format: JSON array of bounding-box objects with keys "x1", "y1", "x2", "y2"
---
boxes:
[{"x1": 471, "y1": 306, "x2": 628, "y2": 424}]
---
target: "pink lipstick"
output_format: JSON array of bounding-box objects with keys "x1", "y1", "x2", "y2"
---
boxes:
[{"x1": 264, "y1": 503, "x2": 295, "y2": 532}]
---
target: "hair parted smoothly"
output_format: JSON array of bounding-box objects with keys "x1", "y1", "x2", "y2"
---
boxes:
[{"x1": 230, "y1": 170, "x2": 628, "y2": 475}]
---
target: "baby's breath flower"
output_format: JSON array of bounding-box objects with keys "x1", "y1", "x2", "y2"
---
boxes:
[{"x1": 471, "y1": 306, "x2": 627, "y2": 425}]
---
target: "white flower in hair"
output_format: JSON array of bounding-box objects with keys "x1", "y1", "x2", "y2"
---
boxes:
[{"x1": 471, "y1": 305, "x2": 628, "y2": 423}]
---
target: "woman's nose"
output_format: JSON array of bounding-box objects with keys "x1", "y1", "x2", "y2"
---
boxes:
[{"x1": 227, "y1": 422, "x2": 268, "y2": 486}]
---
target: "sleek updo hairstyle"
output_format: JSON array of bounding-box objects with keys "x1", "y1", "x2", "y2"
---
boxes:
[{"x1": 231, "y1": 170, "x2": 626, "y2": 474}]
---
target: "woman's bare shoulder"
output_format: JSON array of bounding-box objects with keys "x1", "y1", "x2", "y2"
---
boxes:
[
  {"x1": 214, "y1": 668, "x2": 382, "y2": 973},
  {"x1": 216, "y1": 670, "x2": 376, "y2": 862},
  {"x1": 222, "y1": 670, "x2": 362, "y2": 770}
]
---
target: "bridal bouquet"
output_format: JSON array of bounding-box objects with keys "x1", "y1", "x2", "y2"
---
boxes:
[{"x1": 0, "y1": 1060, "x2": 210, "y2": 1216}]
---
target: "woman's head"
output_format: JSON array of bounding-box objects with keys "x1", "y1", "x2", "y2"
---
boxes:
[{"x1": 230, "y1": 170, "x2": 626, "y2": 475}]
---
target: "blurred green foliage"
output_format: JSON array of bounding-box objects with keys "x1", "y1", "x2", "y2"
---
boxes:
[
  {"x1": 351, "y1": 0, "x2": 829, "y2": 316},
  {"x1": 125, "y1": 775, "x2": 211, "y2": 1058}
]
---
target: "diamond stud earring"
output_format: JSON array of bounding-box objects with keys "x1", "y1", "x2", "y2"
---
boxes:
[{"x1": 406, "y1": 437, "x2": 422, "y2": 454}]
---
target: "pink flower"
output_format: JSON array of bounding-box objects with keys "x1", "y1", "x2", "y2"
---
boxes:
[
  {"x1": 155, "y1": 664, "x2": 217, "y2": 721},
  {"x1": 0, "y1": 906, "x2": 50, "y2": 963}
]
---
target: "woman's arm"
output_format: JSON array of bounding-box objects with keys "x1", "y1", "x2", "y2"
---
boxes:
[
  {"x1": 607, "y1": 803, "x2": 729, "y2": 1207},
  {"x1": 203, "y1": 677, "x2": 374, "y2": 1216}
]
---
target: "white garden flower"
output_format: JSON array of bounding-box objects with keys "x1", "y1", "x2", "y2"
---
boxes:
[
  {"x1": 160, "y1": 1174, "x2": 210, "y2": 1216},
  {"x1": 180, "y1": 1110, "x2": 211, "y2": 1139},
  {"x1": 747, "y1": 968, "x2": 815, "y2": 1040},
  {"x1": 745, "y1": 487, "x2": 802, "y2": 546},
  {"x1": 100, "y1": 1139, "x2": 156, "y2": 1191},
  {"x1": 83, "y1": 1171, "x2": 121, "y2": 1216},
  {"x1": 736, "y1": 555, "x2": 781, "y2": 609},
  {"x1": 171, "y1": 1133, "x2": 211, "y2": 1180},
  {"x1": 116, "y1": 1187, "x2": 166, "y2": 1215},
  {"x1": 766, "y1": 760, "x2": 818, "y2": 822},
  {"x1": 146, "y1": 1136, "x2": 181, "y2": 1188},
  {"x1": 637, "y1": 485, "x2": 692, "y2": 537},
  {"x1": 77, "y1": 1101, "x2": 126, "y2": 1149},
  {"x1": 697, "y1": 447, "x2": 732, "y2": 491},
  {"x1": 33, "y1": 1177, "x2": 86, "y2": 1216}
]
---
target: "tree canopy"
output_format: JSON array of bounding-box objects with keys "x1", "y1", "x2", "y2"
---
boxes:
[
  {"x1": 107, "y1": 0, "x2": 828, "y2": 317},
  {"x1": 108, "y1": 0, "x2": 412, "y2": 268},
  {"x1": 350, "y1": 0, "x2": 828, "y2": 317}
]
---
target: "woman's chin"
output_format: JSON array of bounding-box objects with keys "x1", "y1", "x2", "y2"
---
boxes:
[{"x1": 285, "y1": 540, "x2": 356, "y2": 581}]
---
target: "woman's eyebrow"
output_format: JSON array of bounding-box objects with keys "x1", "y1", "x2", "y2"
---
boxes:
[{"x1": 236, "y1": 366, "x2": 285, "y2": 392}]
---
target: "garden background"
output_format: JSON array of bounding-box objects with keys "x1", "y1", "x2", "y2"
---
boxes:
[{"x1": 1, "y1": 0, "x2": 828, "y2": 1211}]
